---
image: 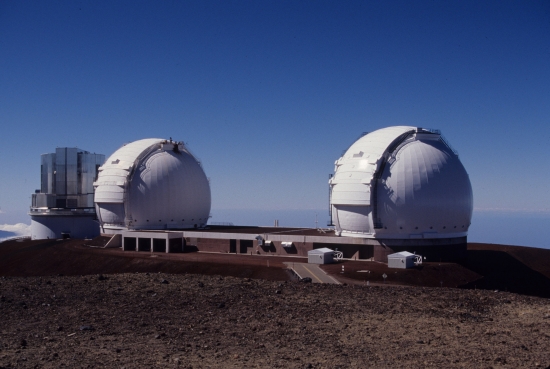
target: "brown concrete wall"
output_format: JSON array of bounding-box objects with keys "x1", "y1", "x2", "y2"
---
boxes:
[
  {"x1": 193, "y1": 238, "x2": 230, "y2": 254},
  {"x1": 182, "y1": 235, "x2": 467, "y2": 262},
  {"x1": 239, "y1": 240, "x2": 253, "y2": 254},
  {"x1": 185, "y1": 237, "x2": 314, "y2": 257},
  {"x1": 189, "y1": 237, "x2": 307, "y2": 256},
  {"x1": 373, "y1": 243, "x2": 396, "y2": 262},
  {"x1": 314, "y1": 243, "x2": 374, "y2": 260},
  {"x1": 187, "y1": 236, "x2": 374, "y2": 259},
  {"x1": 168, "y1": 238, "x2": 183, "y2": 253},
  {"x1": 251, "y1": 240, "x2": 312, "y2": 257}
]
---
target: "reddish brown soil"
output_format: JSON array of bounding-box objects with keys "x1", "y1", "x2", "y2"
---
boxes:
[
  {"x1": 468, "y1": 243, "x2": 550, "y2": 279},
  {"x1": 462, "y1": 243, "x2": 550, "y2": 298},
  {"x1": 0, "y1": 239, "x2": 291, "y2": 281},
  {"x1": 322, "y1": 260, "x2": 483, "y2": 288},
  {"x1": 0, "y1": 238, "x2": 549, "y2": 368},
  {"x1": 324, "y1": 244, "x2": 550, "y2": 298}
]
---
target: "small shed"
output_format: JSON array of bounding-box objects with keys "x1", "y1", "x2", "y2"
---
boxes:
[
  {"x1": 308, "y1": 248, "x2": 335, "y2": 264},
  {"x1": 387, "y1": 251, "x2": 416, "y2": 269}
]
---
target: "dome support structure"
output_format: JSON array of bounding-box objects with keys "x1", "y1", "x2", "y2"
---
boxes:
[{"x1": 329, "y1": 126, "x2": 473, "y2": 261}]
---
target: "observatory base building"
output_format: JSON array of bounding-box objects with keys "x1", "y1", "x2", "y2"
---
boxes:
[
  {"x1": 95, "y1": 127, "x2": 473, "y2": 263},
  {"x1": 29, "y1": 147, "x2": 105, "y2": 240},
  {"x1": 107, "y1": 225, "x2": 461, "y2": 263}
]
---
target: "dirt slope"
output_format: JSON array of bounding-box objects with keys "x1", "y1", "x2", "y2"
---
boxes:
[
  {"x1": 463, "y1": 244, "x2": 550, "y2": 297},
  {"x1": 0, "y1": 238, "x2": 549, "y2": 368},
  {"x1": 1, "y1": 273, "x2": 549, "y2": 368},
  {"x1": 0, "y1": 239, "x2": 290, "y2": 281}
]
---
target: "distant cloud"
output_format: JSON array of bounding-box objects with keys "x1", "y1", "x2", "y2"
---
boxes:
[
  {"x1": 474, "y1": 207, "x2": 550, "y2": 214},
  {"x1": 0, "y1": 223, "x2": 31, "y2": 242}
]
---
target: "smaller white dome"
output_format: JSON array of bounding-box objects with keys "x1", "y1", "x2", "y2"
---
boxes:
[{"x1": 94, "y1": 138, "x2": 211, "y2": 233}]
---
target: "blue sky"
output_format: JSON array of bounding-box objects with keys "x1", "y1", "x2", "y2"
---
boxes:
[{"x1": 1, "y1": 1, "x2": 549, "y2": 230}]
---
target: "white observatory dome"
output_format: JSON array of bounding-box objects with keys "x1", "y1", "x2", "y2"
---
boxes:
[
  {"x1": 94, "y1": 138, "x2": 211, "y2": 234},
  {"x1": 330, "y1": 126, "x2": 473, "y2": 239}
]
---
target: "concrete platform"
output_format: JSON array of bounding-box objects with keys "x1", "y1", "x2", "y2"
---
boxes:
[{"x1": 284, "y1": 262, "x2": 340, "y2": 284}]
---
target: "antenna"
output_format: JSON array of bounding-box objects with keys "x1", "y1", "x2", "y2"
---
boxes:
[
  {"x1": 327, "y1": 174, "x2": 334, "y2": 226},
  {"x1": 315, "y1": 213, "x2": 318, "y2": 229}
]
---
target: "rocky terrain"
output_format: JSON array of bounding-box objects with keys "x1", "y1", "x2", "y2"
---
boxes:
[{"x1": 0, "y1": 239, "x2": 549, "y2": 368}]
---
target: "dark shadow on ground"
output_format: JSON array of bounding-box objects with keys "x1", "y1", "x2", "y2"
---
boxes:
[{"x1": 461, "y1": 249, "x2": 550, "y2": 298}]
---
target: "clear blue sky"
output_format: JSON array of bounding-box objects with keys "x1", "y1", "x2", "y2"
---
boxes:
[{"x1": 1, "y1": 1, "x2": 549, "y2": 226}]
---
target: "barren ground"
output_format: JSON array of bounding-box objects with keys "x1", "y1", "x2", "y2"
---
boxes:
[{"x1": 0, "y1": 239, "x2": 549, "y2": 368}]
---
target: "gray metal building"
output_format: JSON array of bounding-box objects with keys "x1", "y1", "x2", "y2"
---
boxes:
[
  {"x1": 29, "y1": 147, "x2": 105, "y2": 239},
  {"x1": 387, "y1": 251, "x2": 417, "y2": 269},
  {"x1": 307, "y1": 248, "x2": 335, "y2": 264}
]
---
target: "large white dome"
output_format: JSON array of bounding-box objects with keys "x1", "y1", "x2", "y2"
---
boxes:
[
  {"x1": 94, "y1": 138, "x2": 211, "y2": 233},
  {"x1": 330, "y1": 126, "x2": 473, "y2": 239}
]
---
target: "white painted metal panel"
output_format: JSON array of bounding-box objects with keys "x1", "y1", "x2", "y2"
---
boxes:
[
  {"x1": 377, "y1": 138, "x2": 473, "y2": 237},
  {"x1": 30, "y1": 215, "x2": 100, "y2": 240},
  {"x1": 96, "y1": 203, "x2": 125, "y2": 225},
  {"x1": 334, "y1": 205, "x2": 372, "y2": 234},
  {"x1": 308, "y1": 248, "x2": 334, "y2": 264},
  {"x1": 388, "y1": 252, "x2": 416, "y2": 269},
  {"x1": 94, "y1": 185, "x2": 125, "y2": 203},
  {"x1": 331, "y1": 182, "x2": 371, "y2": 205},
  {"x1": 127, "y1": 148, "x2": 211, "y2": 230},
  {"x1": 40, "y1": 154, "x2": 55, "y2": 193}
]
